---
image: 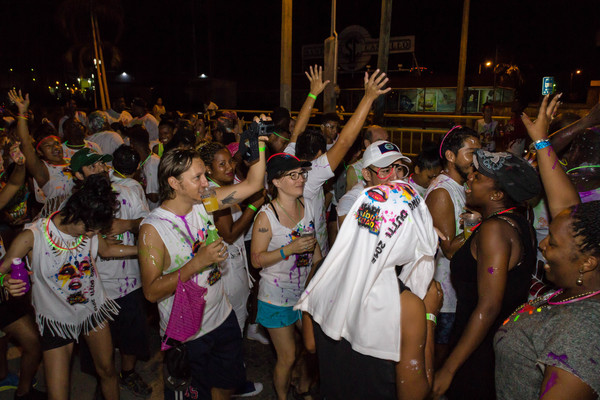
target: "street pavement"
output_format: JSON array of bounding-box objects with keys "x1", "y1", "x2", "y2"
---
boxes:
[{"x1": 0, "y1": 326, "x2": 278, "y2": 400}]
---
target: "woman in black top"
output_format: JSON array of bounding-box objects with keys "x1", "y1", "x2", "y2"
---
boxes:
[{"x1": 433, "y1": 149, "x2": 540, "y2": 400}]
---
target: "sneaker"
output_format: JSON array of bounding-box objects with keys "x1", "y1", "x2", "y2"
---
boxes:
[
  {"x1": 13, "y1": 387, "x2": 48, "y2": 400},
  {"x1": 119, "y1": 371, "x2": 152, "y2": 398},
  {"x1": 232, "y1": 381, "x2": 263, "y2": 398},
  {"x1": 247, "y1": 323, "x2": 270, "y2": 345},
  {"x1": 0, "y1": 373, "x2": 19, "y2": 391}
]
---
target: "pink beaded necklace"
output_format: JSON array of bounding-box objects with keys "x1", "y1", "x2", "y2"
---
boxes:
[{"x1": 547, "y1": 288, "x2": 600, "y2": 305}]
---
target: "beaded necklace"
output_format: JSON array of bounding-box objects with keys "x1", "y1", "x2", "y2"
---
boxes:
[
  {"x1": 503, "y1": 288, "x2": 600, "y2": 326},
  {"x1": 44, "y1": 211, "x2": 84, "y2": 251},
  {"x1": 469, "y1": 206, "x2": 517, "y2": 233}
]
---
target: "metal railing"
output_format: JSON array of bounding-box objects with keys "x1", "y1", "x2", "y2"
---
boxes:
[{"x1": 221, "y1": 109, "x2": 510, "y2": 157}]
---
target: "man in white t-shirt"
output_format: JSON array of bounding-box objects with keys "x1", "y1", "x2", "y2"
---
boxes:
[
  {"x1": 424, "y1": 126, "x2": 480, "y2": 363},
  {"x1": 86, "y1": 111, "x2": 125, "y2": 156},
  {"x1": 337, "y1": 141, "x2": 410, "y2": 227},
  {"x1": 284, "y1": 67, "x2": 392, "y2": 256},
  {"x1": 138, "y1": 146, "x2": 267, "y2": 399},
  {"x1": 106, "y1": 97, "x2": 133, "y2": 126},
  {"x1": 129, "y1": 98, "x2": 159, "y2": 142}
]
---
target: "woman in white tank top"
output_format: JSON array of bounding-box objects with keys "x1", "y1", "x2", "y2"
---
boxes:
[{"x1": 251, "y1": 153, "x2": 322, "y2": 400}]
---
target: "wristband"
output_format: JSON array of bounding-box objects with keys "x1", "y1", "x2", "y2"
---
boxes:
[
  {"x1": 426, "y1": 313, "x2": 437, "y2": 325},
  {"x1": 533, "y1": 139, "x2": 551, "y2": 151},
  {"x1": 0, "y1": 274, "x2": 5, "y2": 288},
  {"x1": 17, "y1": 115, "x2": 28, "y2": 120},
  {"x1": 280, "y1": 248, "x2": 286, "y2": 259},
  {"x1": 308, "y1": 93, "x2": 317, "y2": 100},
  {"x1": 259, "y1": 146, "x2": 266, "y2": 153},
  {"x1": 248, "y1": 204, "x2": 258, "y2": 212}
]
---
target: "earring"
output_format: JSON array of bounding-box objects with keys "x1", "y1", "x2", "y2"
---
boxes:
[{"x1": 576, "y1": 270, "x2": 584, "y2": 286}]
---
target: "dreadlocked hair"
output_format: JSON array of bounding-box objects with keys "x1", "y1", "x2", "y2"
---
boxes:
[
  {"x1": 570, "y1": 200, "x2": 600, "y2": 257},
  {"x1": 198, "y1": 142, "x2": 227, "y2": 167}
]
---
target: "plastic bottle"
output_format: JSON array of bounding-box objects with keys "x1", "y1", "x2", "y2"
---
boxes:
[
  {"x1": 11, "y1": 258, "x2": 30, "y2": 293},
  {"x1": 204, "y1": 224, "x2": 221, "y2": 269}
]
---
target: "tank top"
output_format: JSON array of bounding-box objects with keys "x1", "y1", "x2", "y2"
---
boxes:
[
  {"x1": 425, "y1": 173, "x2": 465, "y2": 313},
  {"x1": 33, "y1": 160, "x2": 74, "y2": 218},
  {"x1": 257, "y1": 200, "x2": 315, "y2": 307},
  {"x1": 28, "y1": 217, "x2": 118, "y2": 339},
  {"x1": 448, "y1": 211, "x2": 535, "y2": 399},
  {"x1": 141, "y1": 205, "x2": 231, "y2": 339}
]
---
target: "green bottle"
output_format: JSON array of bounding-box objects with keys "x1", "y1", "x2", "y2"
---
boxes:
[{"x1": 205, "y1": 224, "x2": 221, "y2": 269}]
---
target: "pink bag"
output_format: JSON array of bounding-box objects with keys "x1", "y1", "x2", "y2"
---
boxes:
[{"x1": 161, "y1": 271, "x2": 207, "y2": 351}]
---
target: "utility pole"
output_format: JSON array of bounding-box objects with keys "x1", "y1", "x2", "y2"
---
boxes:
[
  {"x1": 323, "y1": 0, "x2": 338, "y2": 113},
  {"x1": 375, "y1": 0, "x2": 392, "y2": 123},
  {"x1": 280, "y1": 0, "x2": 292, "y2": 110},
  {"x1": 455, "y1": 0, "x2": 470, "y2": 115}
]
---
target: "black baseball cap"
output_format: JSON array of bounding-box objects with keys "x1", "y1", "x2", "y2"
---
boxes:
[
  {"x1": 267, "y1": 153, "x2": 311, "y2": 182},
  {"x1": 473, "y1": 149, "x2": 541, "y2": 203}
]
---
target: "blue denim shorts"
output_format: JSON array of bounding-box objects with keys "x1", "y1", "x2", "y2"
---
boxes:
[{"x1": 256, "y1": 300, "x2": 301, "y2": 328}]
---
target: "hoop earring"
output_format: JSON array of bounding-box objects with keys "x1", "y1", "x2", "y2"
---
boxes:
[{"x1": 576, "y1": 270, "x2": 584, "y2": 286}]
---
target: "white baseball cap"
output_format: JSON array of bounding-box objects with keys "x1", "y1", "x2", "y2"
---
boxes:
[{"x1": 362, "y1": 141, "x2": 411, "y2": 168}]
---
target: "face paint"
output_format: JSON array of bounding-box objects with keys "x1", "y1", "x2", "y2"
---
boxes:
[{"x1": 539, "y1": 371, "x2": 558, "y2": 399}]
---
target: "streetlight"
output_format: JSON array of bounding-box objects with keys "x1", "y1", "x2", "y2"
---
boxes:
[
  {"x1": 570, "y1": 69, "x2": 582, "y2": 94},
  {"x1": 479, "y1": 60, "x2": 493, "y2": 75}
]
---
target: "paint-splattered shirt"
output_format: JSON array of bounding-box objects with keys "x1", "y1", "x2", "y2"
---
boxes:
[
  {"x1": 495, "y1": 296, "x2": 600, "y2": 399},
  {"x1": 141, "y1": 205, "x2": 231, "y2": 339},
  {"x1": 256, "y1": 201, "x2": 315, "y2": 307}
]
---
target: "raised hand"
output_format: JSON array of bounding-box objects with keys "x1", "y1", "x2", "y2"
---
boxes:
[
  {"x1": 363, "y1": 69, "x2": 392, "y2": 101},
  {"x1": 7, "y1": 90, "x2": 30, "y2": 115},
  {"x1": 305, "y1": 65, "x2": 331, "y2": 97},
  {"x1": 521, "y1": 93, "x2": 562, "y2": 142}
]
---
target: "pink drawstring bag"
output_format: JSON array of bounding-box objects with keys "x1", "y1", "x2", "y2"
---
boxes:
[{"x1": 161, "y1": 271, "x2": 207, "y2": 351}]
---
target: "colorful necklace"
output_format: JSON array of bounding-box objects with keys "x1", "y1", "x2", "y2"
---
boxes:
[
  {"x1": 547, "y1": 288, "x2": 600, "y2": 305},
  {"x1": 207, "y1": 177, "x2": 221, "y2": 187},
  {"x1": 503, "y1": 288, "x2": 600, "y2": 326},
  {"x1": 44, "y1": 211, "x2": 84, "y2": 251},
  {"x1": 64, "y1": 141, "x2": 85, "y2": 148}
]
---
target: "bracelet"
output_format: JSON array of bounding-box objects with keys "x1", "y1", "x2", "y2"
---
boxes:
[
  {"x1": 280, "y1": 248, "x2": 286, "y2": 259},
  {"x1": 533, "y1": 139, "x2": 551, "y2": 151},
  {"x1": 308, "y1": 93, "x2": 317, "y2": 100},
  {"x1": 426, "y1": 313, "x2": 437, "y2": 325},
  {"x1": 0, "y1": 274, "x2": 5, "y2": 288},
  {"x1": 259, "y1": 146, "x2": 266, "y2": 153},
  {"x1": 17, "y1": 115, "x2": 28, "y2": 120},
  {"x1": 248, "y1": 204, "x2": 258, "y2": 212}
]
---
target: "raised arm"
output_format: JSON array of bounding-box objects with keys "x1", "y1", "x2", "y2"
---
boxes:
[
  {"x1": 213, "y1": 190, "x2": 265, "y2": 244},
  {"x1": 0, "y1": 152, "x2": 26, "y2": 210},
  {"x1": 522, "y1": 94, "x2": 580, "y2": 218},
  {"x1": 7, "y1": 90, "x2": 49, "y2": 187},
  {"x1": 138, "y1": 223, "x2": 227, "y2": 302},
  {"x1": 289, "y1": 65, "x2": 331, "y2": 143},
  {"x1": 326, "y1": 70, "x2": 391, "y2": 171},
  {"x1": 215, "y1": 143, "x2": 266, "y2": 208}
]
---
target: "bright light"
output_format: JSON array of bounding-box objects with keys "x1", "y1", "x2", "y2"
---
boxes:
[
  {"x1": 31, "y1": 68, "x2": 34, "y2": 72},
  {"x1": 56, "y1": 81, "x2": 59, "y2": 85},
  {"x1": 9, "y1": 68, "x2": 13, "y2": 72},
  {"x1": 485, "y1": 61, "x2": 492, "y2": 67},
  {"x1": 91, "y1": 74, "x2": 94, "y2": 78},
  {"x1": 94, "y1": 58, "x2": 97, "y2": 65},
  {"x1": 77, "y1": 78, "x2": 81, "y2": 83},
  {"x1": 576, "y1": 70, "x2": 582, "y2": 74},
  {"x1": 32, "y1": 78, "x2": 36, "y2": 82},
  {"x1": 88, "y1": 79, "x2": 91, "y2": 84},
  {"x1": 121, "y1": 72, "x2": 129, "y2": 77},
  {"x1": 199, "y1": 73, "x2": 208, "y2": 79}
]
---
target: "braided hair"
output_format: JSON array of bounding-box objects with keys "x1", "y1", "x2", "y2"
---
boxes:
[{"x1": 570, "y1": 201, "x2": 600, "y2": 257}]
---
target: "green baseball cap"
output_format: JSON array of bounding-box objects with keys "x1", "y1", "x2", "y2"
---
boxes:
[{"x1": 70, "y1": 148, "x2": 113, "y2": 173}]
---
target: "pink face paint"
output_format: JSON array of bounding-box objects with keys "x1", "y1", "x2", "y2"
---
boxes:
[
  {"x1": 552, "y1": 158, "x2": 558, "y2": 170},
  {"x1": 547, "y1": 147, "x2": 553, "y2": 157},
  {"x1": 487, "y1": 267, "x2": 495, "y2": 274},
  {"x1": 539, "y1": 371, "x2": 558, "y2": 399}
]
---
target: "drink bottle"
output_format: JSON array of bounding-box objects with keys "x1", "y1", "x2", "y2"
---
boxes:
[{"x1": 11, "y1": 258, "x2": 30, "y2": 293}]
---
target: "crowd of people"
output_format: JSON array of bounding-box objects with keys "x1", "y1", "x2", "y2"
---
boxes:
[{"x1": 0, "y1": 64, "x2": 597, "y2": 400}]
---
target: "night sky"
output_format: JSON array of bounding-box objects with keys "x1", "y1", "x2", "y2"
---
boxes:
[{"x1": 2, "y1": 0, "x2": 599, "y2": 109}]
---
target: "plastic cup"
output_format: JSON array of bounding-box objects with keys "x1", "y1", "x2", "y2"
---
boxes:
[
  {"x1": 463, "y1": 213, "x2": 481, "y2": 239},
  {"x1": 201, "y1": 188, "x2": 219, "y2": 213},
  {"x1": 300, "y1": 226, "x2": 315, "y2": 239}
]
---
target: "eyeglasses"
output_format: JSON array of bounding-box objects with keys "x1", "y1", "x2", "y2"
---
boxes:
[
  {"x1": 369, "y1": 163, "x2": 408, "y2": 180},
  {"x1": 282, "y1": 170, "x2": 308, "y2": 180}
]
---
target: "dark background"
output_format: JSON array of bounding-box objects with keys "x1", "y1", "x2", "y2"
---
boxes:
[{"x1": 1, "y1": 0, "x2": 599, "y2": 110}]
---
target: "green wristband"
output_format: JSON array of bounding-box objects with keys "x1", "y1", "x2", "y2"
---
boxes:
[
  {"x1": 248, "y1": 204, "x2": 258, "y2": 212},
  {"x1": 0, "y1": 274, "x2": 5, "y2": 289},
  {"x1": 426, "y1": 313, "x2": 437, "y2": 325},
  {"x1": 308, "y1": 93, "x2": 317, "y2": 100}
]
